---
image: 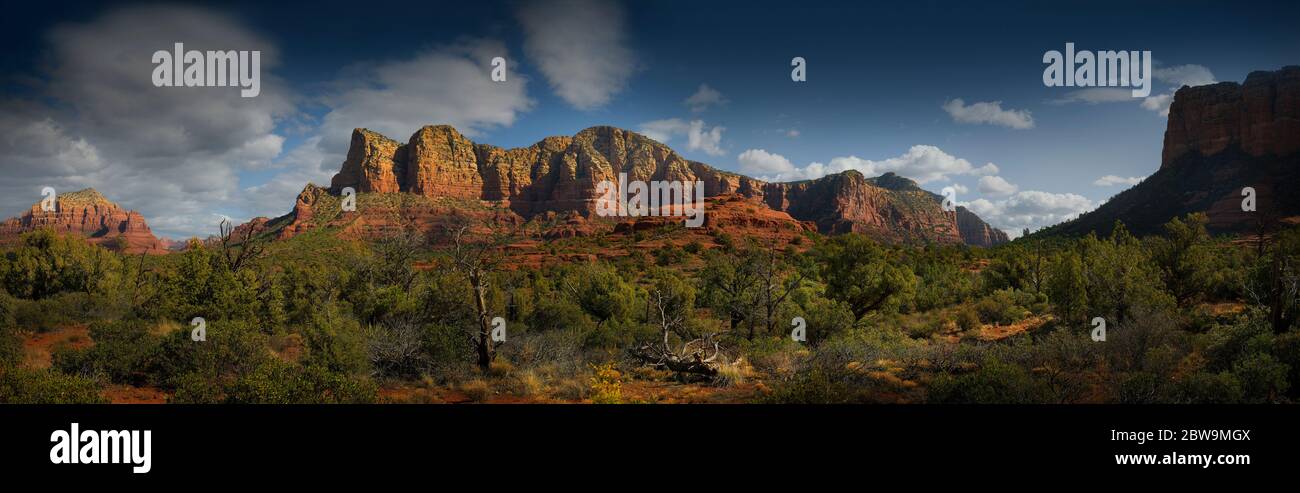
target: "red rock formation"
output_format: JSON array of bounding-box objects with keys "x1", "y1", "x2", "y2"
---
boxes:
[
  {"x1": 406, "y1": 125, "x2": 483, "y2": 199},
  {"x1": 1049, "y1": 66, "x2": 1300, "y2": 238},
  {"x1": 329, "y1": 128, "x2": 406, "y2": 193},
  {"x1": 303, "y1": 125, "x2": 1007, "y2": 246},
  {"x1": 1162, "y1": 65, "x2": 1300, "y2": 168},
  {"x1": 955, "y1": 207, "x2": 1010, "y2": 247},
  {"x1": 0, "y1": 188, "x2": 170, "y2": 254}
]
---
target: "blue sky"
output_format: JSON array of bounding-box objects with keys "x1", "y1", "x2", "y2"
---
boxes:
[{"x1": 2, "y1": 0, "x2": 1297, "y2": 239}]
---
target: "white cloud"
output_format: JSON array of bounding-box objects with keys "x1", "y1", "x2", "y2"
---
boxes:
[
  {"x1": 686, "y1": 120, "x2": 725, "y2": 156},
  {"x1": 786, "y1": 129, "x2": 800, "y2": 138},
  {"x1": 963, "y1": 191, "x2": 1095, "y2": 239},
  {"x1": 1093, "y1": 174, "x2": 1146, "y2": 187},
  {"x1": 684, "y1": 84, "x2": 727, "y2": 112},
  {"x1": 518, "y1": 0, "x2": 635, "y2": 110},
  {"x1": 946, "y1": 182, "x2": 969, "y2": 195},
  {"x1": 0, "y1": 108, "x2": 104, "y2": 180},
  {"x1": 756, "y1": 145, "x2": 994, "y2": 184},
  {"x1": 244, "y1": 135, "x2": 337, "y2": 217},
  {"x1": 972, "y1": 163, "x2": 999, "y2": 175},
  {"x1": 315, "y1": 40, "x2": 533, "y2": 154},
  {"x1": 942, "y1": 99, "x2": 1034, "y2": 129},
  {"x1": 1139, "y1": 93, "x2": 1174, "y2": 115},
  {"x1": 636, "y1": 118, "x2": 726, "y2": 156},
  {"x1": 1155, "y1": 64, "x2": 1216, "y2": 87},
  {"x1": 737, "y1": 149, "x2": 795, "y2": 176},
  {"x1": 977, "y1": 175, "x2": 1018, "y2": 197},
  {"x1": 637, "y1": 119, "x2": 687, "y2": 143}
]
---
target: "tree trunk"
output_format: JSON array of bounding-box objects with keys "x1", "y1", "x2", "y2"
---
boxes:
[{"x1": 472, "y1": 271, "x2": 493, "y2": 372}]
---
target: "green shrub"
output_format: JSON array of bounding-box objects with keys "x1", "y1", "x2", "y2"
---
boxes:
[
  {"x1": 53, "y1": 319, "x2": 162, "y2": 385},
  {"x1": 224, "y1": 360, "x2": 375, "y2": 404},
  {"x1": 1172, "y1": 371, "x2": 1244, "y2": 404},
  {"x1": 975, "y1": 289, "x2": 1030, "y2": 325},
  {"x1": 1232, "y1": 352, "x2": 1290, "y2": 402},
  {"x1": 169, "y1": 371, "x2": 226, "y2": 403},
  {"x1": 0, "y1": 288, "x2": 15, "y2": 328},
  {"x1": 0, "y1": 328, "x2": 21, "y2": 369},
  {"x1": 13, "y1": 298, "x2": 76, "y2": 332},
  {"x1": 927, "y1": 358, "x2": 1052, "y2": 404},
  {"x1": 954, "y1": 306, "x2": 981, "y2": 332},
  {"x1": 0, "y1": 367, "x2": 106, "y2": 404}
]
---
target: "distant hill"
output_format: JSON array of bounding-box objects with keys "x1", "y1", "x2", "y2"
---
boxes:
[{"x1": 0, "y1": 188, "x2": 172, "y2": 254}]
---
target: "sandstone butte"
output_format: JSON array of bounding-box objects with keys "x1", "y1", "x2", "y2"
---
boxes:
[
  {"x1": 0, "y1": 188, "x2": 172, "y2": 254},
  {"x1": 1047, "y1": 66, "x2": 1300, "y2": 238},
  {"x1": 280, "y1": 124, "x2": 1009, "y2": 247}
]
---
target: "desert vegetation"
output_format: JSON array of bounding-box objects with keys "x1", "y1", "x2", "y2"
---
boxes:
[{"x1": 1, "y1": 212, "x2": 1298, "y2": 404}]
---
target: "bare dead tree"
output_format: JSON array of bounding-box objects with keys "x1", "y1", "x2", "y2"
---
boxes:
[
  {"x1": 218, "y1": 218, "x2": 267, "y2": 272},
  {"x1": 438, "y1": 214, "x2": 523, "y2": 373},
  {"x1": 629, "y1": 287, "x2": 722, "y2": 377}
]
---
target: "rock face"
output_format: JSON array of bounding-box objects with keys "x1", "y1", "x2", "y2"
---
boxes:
[
  {"x1": 1048, "y1": 67, "x2": 1300, "y2": 238},
  {"x1": 330, "y1": 129, "x2": 407, "y2": 193},
  {"x1": 1162, "y1": 65, "x2": 1300, "y2": 168},
  {"x1": 312, "y1": 125, "x2": 1007, "y2": 246},
  {"x1": 0, "y1": 188, "x2": 170, "y2": 254},
  {"x1": 955, "y1": 206, "x2": 1011, "y2": 247}
]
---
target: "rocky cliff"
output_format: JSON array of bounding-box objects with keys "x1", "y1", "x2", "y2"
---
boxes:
[
  {"x1": 311, "y1": 125, "x2": 1006, "y2": 246},
  {"x1": 1162, "y1": 66, "x2": 1300, "y2": 168},
  {"x1": 1047, "y1": 66, "x2": 1300, "y2": 238},
  {"x1": 0, "y1": 188, "x2": 171, "y2": 254}
]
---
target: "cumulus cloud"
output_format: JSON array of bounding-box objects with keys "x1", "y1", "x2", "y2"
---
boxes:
[
  {"x1": 1156, "y1": 64, "x2": 1216, "y2": 87},
  {"x1": 737, "y1": 149, "x2": 795, "y2": 176},
  {"x1": 977, "y1": 175, "x2": 1019, "y2": 197},
  {"x1": 684, "y1": 84, "x2": 727, "y2": 112},
  {"x1": 518, "y1": 0, "x2": 635, "y2": 110},
  {"x1": 745, "y1": 144, "x2": 996, "y2": 184},
  {"x1": 315, "y1": 40, "x2": 533, "y2": 154},
  {"x1": 946, "y1": 182, "x2": 969, "y2": 195},
  {"x1": 0, "y1": 107, "x2": 104, "y2": 181},
  {"x1": 637, "y1": 118, "x2": 726, "y2": 156},
  {"x1": 963, "y1": 191, "x2": 1095, "y2": 239},
  {"x1": 942, "y1": 99, "x2": 1034, "y2": 129},
  {"x1": 1093, "y1": 174, "x2": 1146, "y2": 187},
  {"x1": 243, "y1": 136, "x2": 337, "y2": 217}
]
